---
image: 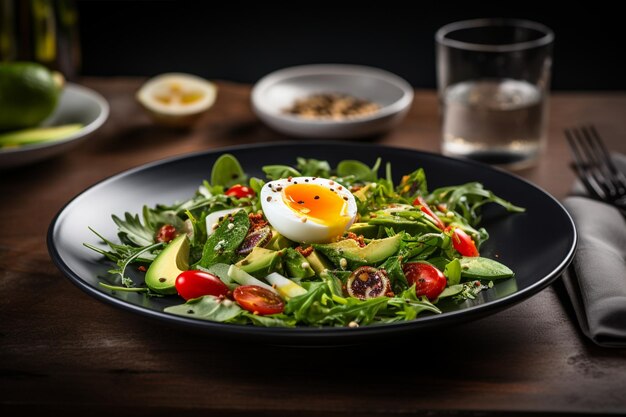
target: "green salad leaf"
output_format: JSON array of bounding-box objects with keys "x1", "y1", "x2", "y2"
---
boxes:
[
  {"x1": 211, "y1": 153, "x2": 247, "y2": 188},
  {"x1": 197, "y1": 209, "x2": 250, "y2": 268}
]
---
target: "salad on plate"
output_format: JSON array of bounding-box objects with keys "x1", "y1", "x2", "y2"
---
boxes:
[{"x1": 86, "y1": 154, "x2": 524, "y2": 328}]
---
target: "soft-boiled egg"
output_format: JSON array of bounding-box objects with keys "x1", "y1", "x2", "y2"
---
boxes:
[{"x1": 260, "y1": 177, "x2": 357, "y2": 243}]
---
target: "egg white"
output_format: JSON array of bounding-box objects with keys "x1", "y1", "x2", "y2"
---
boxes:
[{"x1": 260, "y1": 177, "x2": 357, "y2": 243}]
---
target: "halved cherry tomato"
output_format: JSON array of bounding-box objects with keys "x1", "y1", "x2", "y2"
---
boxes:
[
  {"x1": 225, "y1": 184, "x2": 255, "y2": 198},
  {"x1": 233, "y1": 285, "x2": 284, "y2": 315},
  {"x1": 175, "y1": 270, "x2": 229, "y2": 300},
  {"x1": 156, "y1": 224, "x2": 178, "y2": 243},
  {"x1": 445, "y1": 226, "x2": 479, "y2": 257},
  {"x1": 402, "y1": 262, "x2": 447, "y2": 300},
  {"x1": 412, "y1": 196, "x2": 445, "y2": 230}
]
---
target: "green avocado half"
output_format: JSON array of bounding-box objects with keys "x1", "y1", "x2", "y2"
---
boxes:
[{"x1": 145, "y1": 235, "x2": 189, "y2": 294}]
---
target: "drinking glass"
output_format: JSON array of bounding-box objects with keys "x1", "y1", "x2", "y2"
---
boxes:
[{"x1": 436, "y1": 19, "x2": 554, "y2": 169}]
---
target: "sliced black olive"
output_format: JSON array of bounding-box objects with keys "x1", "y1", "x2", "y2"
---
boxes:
[{"x1": 346, "y1": 266, "x2": 391, "y2": 300}]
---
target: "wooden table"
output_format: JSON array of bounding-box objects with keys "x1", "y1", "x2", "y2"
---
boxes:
[{"x1": 2, "y1": 79, "x2": 626, "y2": 416}]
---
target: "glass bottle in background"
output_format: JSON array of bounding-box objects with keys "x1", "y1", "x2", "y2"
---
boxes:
[
  {"x1": 436, "y1": 19, "x2": 553, "y2": 169},
  {"x1": 0, "y1": 0, "x2": 80, "y2": 80}
]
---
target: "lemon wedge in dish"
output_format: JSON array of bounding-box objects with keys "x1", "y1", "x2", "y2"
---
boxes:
[{"x1": 136, "y1": 73, "x2": 217, "y2": 127}]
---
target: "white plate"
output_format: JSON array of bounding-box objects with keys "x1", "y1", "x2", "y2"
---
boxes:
[
  {"x1": 0, "y1": 83, "x2": 109, "y2": 169},
  {"x1": 252, "y1": 64, "x2": 413, "y2": 139}
]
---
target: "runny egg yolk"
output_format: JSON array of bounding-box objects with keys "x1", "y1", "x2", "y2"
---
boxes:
[{"x1": 283, "y1": 183, "x2": 350, "y2": 231}]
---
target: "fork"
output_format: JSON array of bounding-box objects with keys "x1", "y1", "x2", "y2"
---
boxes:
[{"x1": 565, "y1": 125, "x2": 626, "y2": 212}]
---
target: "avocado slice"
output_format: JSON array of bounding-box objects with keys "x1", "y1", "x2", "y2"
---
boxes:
[
  {"x1": 235, "y1": 247, "x2": 281, "y2": 278},
  {"x1": 266, "y1": 228, "x2": 293, "y2": 251},
  {"x1": 145, "y1": 235, "x2": 190, "y2": 294},
  {"x1": 0, "y1": 124, "x2": 83, "y2": 147},
  {"x1": 305, "y1": 250, "x2": 334, "y2": 276},
  {"x1": 348, "y1": 222, "x2": 379, "y2": 239},
  {"x1": 312, "y1": 234, "x2": 403, "y2": 269},
  {"x1": 282, "y1": 247, "x2": 315, "y2": 279}
]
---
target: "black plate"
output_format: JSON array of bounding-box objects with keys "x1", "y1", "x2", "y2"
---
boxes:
[{"x1": 48, "y1": 142, "x2": 577, "y2": 344}]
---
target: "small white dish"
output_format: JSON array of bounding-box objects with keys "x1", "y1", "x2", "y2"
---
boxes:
[
  {"x1": 0, "y1": 83, "x2": 109, "y2": 169},
  {"x1": 251, "y1": 64, "x2": 413, "y2": 139}
]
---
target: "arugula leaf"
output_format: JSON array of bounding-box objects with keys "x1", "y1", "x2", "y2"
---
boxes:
[
  {"x1": 396, "y1": 167, "x2": 428, "y2": 199},
  {"x1": 108, "y1": 242, "x2": 163, "y2": 287},
  {"x1": 429, "y1": 182, "x2": 525, "y2": 226},
  {"x1": 284, "y1": 282, "x2": 327, "y2": 322},
  {"x1": 262, "y1": 165, "x2": 301, "y2": 180},
  {"x1": 183, "y1": 209, "x2": 206, "y2": 263},
  {"x1": 320, "y1": 270, "x2": 344, "y2": 296},
  {"x1": 112, "y1": 212, "x2": 154, "y2": 246},
  {"x1": 387, "y1": 285, "x2": 441, "y2": 320},
  {"x1": 296, "y1": 158, "x2": 331, "y2": 177},
  {"x1": 319, "y1": 297, "x2": 389, "y2": 326},
  {"x1": 399, "y1": 232, "x2": 452, "y2": 261},
  {"x1": 85, "y1": 227, "x2": 163, "y2": 288},
  {"x1": 379, "y1": 256, "x2": 408, "y2": 294},
  {"x1": 169, "y1": 186, "x2": 231, "y2": 215},
  {"x1": 143, "y1": 205, "x2": 185, "y2": 231},
  {"x1": 99, "y1": 282, "x2": 149, "y2": 293},
  {"x1": 452, "y1": 281, "x2": 489, "y2": 301},
  {"x1": 249, "y1": 177, "x2": 265, "y2": 211},
  {"x1": 84, "y1": 227, "x2": 155, "y2": 264}
]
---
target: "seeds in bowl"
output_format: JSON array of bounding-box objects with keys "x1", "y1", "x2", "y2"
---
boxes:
[{"x1": 284, "y1": 93, "x2": 380, "y2": 120}]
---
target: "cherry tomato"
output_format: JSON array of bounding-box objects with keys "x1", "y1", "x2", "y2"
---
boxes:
[
  {"x1": 402, "y1": 262, "x2": 447, "y2": 301},
  {"x1": 412, "y1": 196, "x2": 445, "y2": 230},
  {"x1": 175, "y1": 270, "x2": 229, "y2": 300},
  {"x1": 156, "y1": 224, "x2": 178, "y2": 243},
  {"x1": 445, "y1": 226, "x2": 479, "y2": 257},
  {"x1": 225, "y1": 184, "x2": 255, "y2": 198},
  {"x1": 233, "y1": 285, "x2": 284, "y2": 315}
]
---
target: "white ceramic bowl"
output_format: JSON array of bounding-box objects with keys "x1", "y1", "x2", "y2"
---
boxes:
[
  {"x1": 0, "y1": 83, "x2": 109, "y2": 169},
  {"x1": 251, "y1": 64, "x2": 413, "y2": 139}
]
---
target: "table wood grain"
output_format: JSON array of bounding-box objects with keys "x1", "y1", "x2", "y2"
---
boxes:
[{"x1": 2, "y1": 78, "x2": 626, "y2": 416}]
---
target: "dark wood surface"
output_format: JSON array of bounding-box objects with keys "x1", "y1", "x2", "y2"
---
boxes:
[{"x1": 2, "y1": 78, "x2": 626, "y2": 416}]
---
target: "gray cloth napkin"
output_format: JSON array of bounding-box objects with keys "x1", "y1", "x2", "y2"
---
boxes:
[{"x1": 562, "y1": 154, "x2": 626, "y2": 347}]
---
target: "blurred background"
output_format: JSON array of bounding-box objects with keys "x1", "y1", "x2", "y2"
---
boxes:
[
  {"x1": 78, "y1": 2, "x2": 623, "y2": 90},
  {"x1": 1, "y1": 0, "x2": 623, "y2": 90}
]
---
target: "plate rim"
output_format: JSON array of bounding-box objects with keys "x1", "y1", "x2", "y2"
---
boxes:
[{"x1": 47, "y1": 141, "x2": 577, "y2": 340}]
